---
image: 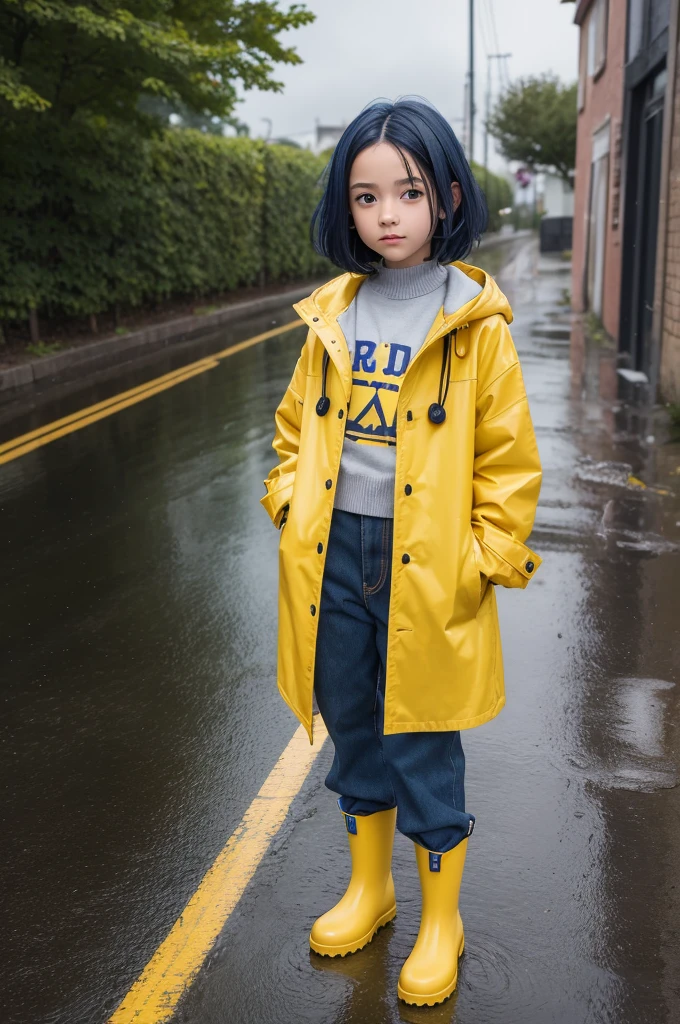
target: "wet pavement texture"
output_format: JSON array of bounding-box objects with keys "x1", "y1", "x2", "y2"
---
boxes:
[{"x1": 3, "y1": 236, "x2": 680, "y2": 1024}]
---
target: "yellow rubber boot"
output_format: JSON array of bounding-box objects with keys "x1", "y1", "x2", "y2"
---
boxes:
[
  {"x1": 309, "y1": 806, "x2": 397, "y2": 957},
  {"x1": 397, "y1": 839, "x2": 468, "y2": 1006}
]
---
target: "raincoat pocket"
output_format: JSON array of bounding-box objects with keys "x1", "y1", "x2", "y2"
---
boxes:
[{"x1": 459, "y1": 525, "x2": 483, "y2": 616}]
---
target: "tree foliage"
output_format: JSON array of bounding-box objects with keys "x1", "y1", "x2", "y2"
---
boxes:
[
  {"x1": 487, "y1": 74, "x2": 577, "y2": 187},
  {"x1": 0, "y1": 0, "x2": 314, "y2": 125}
]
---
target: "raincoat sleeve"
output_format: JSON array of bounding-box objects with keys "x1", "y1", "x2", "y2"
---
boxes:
[
  {"x1": 471, "y1": 316, "x2": 543, "y2": 589},
  {"x1": 260, "y1": 335, "x2": 309, "y2": 529}
]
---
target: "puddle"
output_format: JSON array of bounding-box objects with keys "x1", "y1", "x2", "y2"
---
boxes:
[
  {"x1": 575, "y1": 457, "x2": 635, "y2": 489},
  {"x1": 574, "y1": 678, "x2": 678, "y2": 793},
  {"x1": 596, "y1": 499, "x2": 680, "y2": 554}
]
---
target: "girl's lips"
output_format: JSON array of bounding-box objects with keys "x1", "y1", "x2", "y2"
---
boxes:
[{"x1": 380, "y1": 236, "x2": 405, "y2": 243}]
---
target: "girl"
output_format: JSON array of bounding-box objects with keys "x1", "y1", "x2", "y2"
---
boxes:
[{"x1": 261, "y1": 97, "x2": 542, "y2": 1007}]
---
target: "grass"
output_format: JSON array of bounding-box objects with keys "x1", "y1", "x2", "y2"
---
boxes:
[
  {"x1": 557, "y1": 288, "x2": 571, "y2": 307},
  {"x1": 193, "y1": 304, "x2": 219, "y2": 317},
  {"x1": 114, "y1": 326, "x2": 130, "y2": 336},
  {"x1": 668, "y1": 403, "x2": 680, "y2": 441},
  {"x1": 584, "y1": 311, "x2": 611, "y2": 347},
  {"x1": 26, "y1": 340, "x2": 62, "y2": 357}
]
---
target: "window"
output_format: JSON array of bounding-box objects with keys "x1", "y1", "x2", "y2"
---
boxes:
[
  {"x1": 650, "y1": 0, "x2": 670, "y2": 43},
  {"x1": 628, "y1": 0, "x2": 671, "y2": 62},
  {"x1": 587, "y1": 0, "x2": 609, "y2": 78},
  {"x1": 587, "y1": 121, "x2": 611, "y2": 316},
  {"x1": 628, "y1": 0, "x2": 645, "y2": 61}
]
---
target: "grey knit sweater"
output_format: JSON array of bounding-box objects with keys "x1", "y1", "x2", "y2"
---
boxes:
[{"x1": 333, "y1": 260, "x2": 482, "y2": 518}]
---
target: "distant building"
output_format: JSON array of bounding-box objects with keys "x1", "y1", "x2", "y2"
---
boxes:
[
  {"x1": 315, "y1": 123, "x2": 345, "y2": 155},
  {"x1": 540, "y1": 172, "x2": 575, "y2": 252}
]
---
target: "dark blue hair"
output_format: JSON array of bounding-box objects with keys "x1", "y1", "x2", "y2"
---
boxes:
[{"x1": 311, "y1": 97, "x2": 488, "y2": 274}]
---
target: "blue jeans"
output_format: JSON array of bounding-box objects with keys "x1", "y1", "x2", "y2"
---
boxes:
[{"x1": 314, "y1": 508, "x2": 475, "y2": 854}]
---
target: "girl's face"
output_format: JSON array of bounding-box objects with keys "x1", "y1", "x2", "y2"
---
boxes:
[{"x1": 348, "y1": 142, "x2": 460, "y2": 269}]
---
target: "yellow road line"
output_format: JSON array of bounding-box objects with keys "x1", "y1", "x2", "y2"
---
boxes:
[
  {"x1": 0, "y1": 362, "x2": 218, "y2": 465},
  {"x1": 0, "y1": 358, "x2": 217, "y2": 456},
  {"x1": 212, "y1": 317, "x2": 302, "y2": 358},
  {"x1": 0, "y1": 318, "x2": 303, "y2": 465},
  {"x1": 108, "y1": 718, "x2": 328, "y2": 1024}
]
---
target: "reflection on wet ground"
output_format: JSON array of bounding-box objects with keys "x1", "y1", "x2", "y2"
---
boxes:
[{"x1": 3, "y1": 236, "x2": 679, "y2": 1024}]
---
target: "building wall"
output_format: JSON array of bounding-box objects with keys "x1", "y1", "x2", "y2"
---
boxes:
[
  {"x1": 661, "y1": 22, "x2": 680, "y2": 401},
  {"x1": 544, "y1": 174, "x2": 576, "y2": 217},
  {"x1": 571, "y1": 0, "x2": 627, "y2": 338}
]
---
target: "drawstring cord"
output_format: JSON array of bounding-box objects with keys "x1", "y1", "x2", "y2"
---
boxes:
[{"x1": 316, "y1": 327, "x2": 461, "y2": 423}]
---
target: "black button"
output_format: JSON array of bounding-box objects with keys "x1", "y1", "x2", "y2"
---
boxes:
[
  {"x1": 317, "y1": 542, "x2": 323, "y2": 554},
  {"x1": 406, "y1": 411, "x2": 413, "y2": 421},
  {"x1": 404, "y1": 484, "x2": 412, "y2": 495},
  {"x1": 525, "y1": 561, "x2": 534, "y2": 573},
  {"x1": 402, "y1": 553, "x2": 410, "y2": 564},
  {"x1": 331, "y1": 339, "x2": 336, "y2": 344},
  {"x1": 338, "y1": 409, "x2": 344, "y2": 419},
  {"x1": 312, "y1": 317, "x2": 319, "y2": 322},
  {"x1": 310, "y1": 604, "x2": 316, "y2": 616},
  {"x1": 325, "y1": 479, "x2": 332, "y2": 490}
]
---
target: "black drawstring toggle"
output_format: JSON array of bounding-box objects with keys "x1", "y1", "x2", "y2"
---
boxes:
[
  {"x1": 316, "y1": 350, "x2": 331, "y2": 416},
  {"x1": 428, "y1": 401, "x2": 446, "y2": 424},
  {"x1": 428, "y1": 330, "x2": 455, "y2": 425}
]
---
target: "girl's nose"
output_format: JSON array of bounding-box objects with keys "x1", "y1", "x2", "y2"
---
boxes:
[{"x1": 379, "y1": 205, "x2": 399, "y2": 226}]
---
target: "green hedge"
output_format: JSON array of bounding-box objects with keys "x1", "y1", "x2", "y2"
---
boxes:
[
  {"x1": 470, "y1": 162, "x2": 514, "y2": 234},
  {"x1": 0, "y1": 123, "x2": 330, "y2": 326},
  {"x1": 0, "y1": 123, "x2": 515, "y2": 330}
]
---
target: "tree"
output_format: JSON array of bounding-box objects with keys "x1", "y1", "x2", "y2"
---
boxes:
[
  {"x1": 487, "y1": 74, "x2": 577, "y2": 188},
  {"x1": 0, "y1": 1, "x2": 313, "y2": 337},
  {"x1": 0, "y1": 1, "x2": 314, "y2": 126}
]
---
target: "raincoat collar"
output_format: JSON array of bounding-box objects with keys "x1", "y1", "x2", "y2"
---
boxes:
[
  {"x1": 293, "y1": 259, "x2": 514, "y2": 335},
  {"x1": 292, "y1": 260, "x2": 514, "y2": 404}
]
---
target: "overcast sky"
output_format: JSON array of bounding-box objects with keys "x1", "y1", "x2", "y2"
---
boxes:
[{"x1": 235, "y1": 0, "x2": 579, "y2": 169}]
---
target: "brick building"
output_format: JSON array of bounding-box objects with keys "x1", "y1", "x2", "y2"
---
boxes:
[
  {"x1": 569, "y1": 0, "x2": 627, "y2": 341},
  {"x1": 618, "y1": 0, "x2": 671, "y2": 384},
  {"x1": 567, "y1": 0, "x2": 680, "y2": 403}
]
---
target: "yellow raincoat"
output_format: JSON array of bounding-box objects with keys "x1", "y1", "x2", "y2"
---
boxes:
[{"x1": 261, "y1": 261, "x2": 542, "y2": 743}]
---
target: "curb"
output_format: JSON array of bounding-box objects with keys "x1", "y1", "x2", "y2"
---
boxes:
[{"x1": 0, "y1": 282, "x2": 322, "y2": 396}]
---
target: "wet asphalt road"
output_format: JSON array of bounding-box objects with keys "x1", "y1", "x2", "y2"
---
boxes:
[{"x1": 3, "y1": 237, "x2": 680, "y2": 1024}]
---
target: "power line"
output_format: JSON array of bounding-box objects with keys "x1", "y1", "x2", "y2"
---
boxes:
[
  {"x1": 484, "y1": 51, "x2": 512, "y2": 193},
  {"x1": 483, "y1": 0, "x2": 511, "y2": 90},
  {"x1": 469, "y1": 0, "x2": 475, "y2": 163},
  {"x1": 477, "y1": 0, "x2": 491, "y2": 57}
]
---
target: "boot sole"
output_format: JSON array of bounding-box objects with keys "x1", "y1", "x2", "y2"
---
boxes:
[
  {"x1": 309, "y1": 904, "x2": 397, "y2": 958},
  {"x1": 397, "y1": 937, "x2": 465, "y2": 1006}
]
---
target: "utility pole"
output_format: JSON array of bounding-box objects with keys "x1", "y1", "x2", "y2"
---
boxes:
[
  {"x1": 469, "y1": 0, "x2": 475, "y2": 162},
  {"x1": 484, "y1": 52, "x2": 512, "y2": 194}
]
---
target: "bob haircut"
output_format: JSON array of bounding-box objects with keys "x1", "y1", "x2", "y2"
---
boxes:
[{"x1": 311, "y1": 97, "x2": 488, "y2": 275}]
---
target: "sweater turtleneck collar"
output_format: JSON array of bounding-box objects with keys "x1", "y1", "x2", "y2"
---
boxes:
[{"x1": 365, "y1": 259, "x2": 448, "y2": 301}]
